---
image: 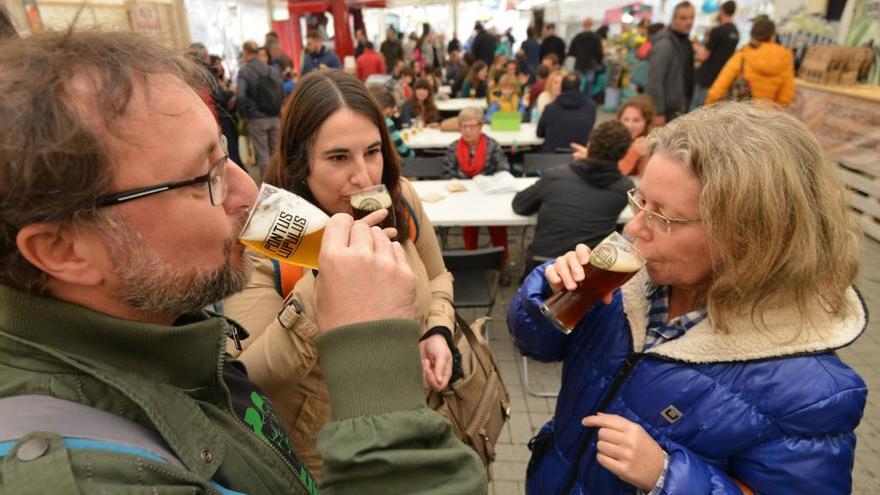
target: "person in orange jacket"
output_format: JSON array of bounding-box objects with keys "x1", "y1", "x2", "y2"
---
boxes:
[{"x1": 706, "y1": 18, "x2": 795, "y2": 106}]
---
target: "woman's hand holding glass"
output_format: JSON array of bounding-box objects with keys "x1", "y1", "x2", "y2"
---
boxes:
[{"x1": 544, "y1": 244, "x2": 613, "y2": 304}]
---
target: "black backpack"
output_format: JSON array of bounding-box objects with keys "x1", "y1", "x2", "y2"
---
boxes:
[{"x1": 251, "y1": 66, "x2": 283, "y2": 116}]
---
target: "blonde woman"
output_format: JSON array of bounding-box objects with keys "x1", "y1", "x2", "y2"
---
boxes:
[
  {"x1": 534, "y1": 69, "x2": 566, "y2": 118},
  {"x1": 510, "y1": 101, "x2": 866, "y2": 494}
]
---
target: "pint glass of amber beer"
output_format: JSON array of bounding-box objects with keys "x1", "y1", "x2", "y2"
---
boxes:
[
  {"x1": 239, "y1": 183, "x2": 328, "y2": 269},
  {"x1": 540, "y1": 232, "x2": 645, "y2": 334},
  {"x1": 350, "y1": 184, "x2": 396, "y2": 231}
]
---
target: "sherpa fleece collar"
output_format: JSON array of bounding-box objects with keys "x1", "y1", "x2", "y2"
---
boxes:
[{"x1": 621, "y1": 270, "x2": 868, "y2": 363}]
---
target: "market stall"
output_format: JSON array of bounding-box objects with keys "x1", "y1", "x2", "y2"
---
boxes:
[{"x1": 789, "y1": 79, "x2": 880, "y2": 242}]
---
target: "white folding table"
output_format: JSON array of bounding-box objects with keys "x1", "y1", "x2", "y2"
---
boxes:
[
  {"x1": 404, "y1": 123, "x2": 544, "y2": 150},
  {"x1": 409, "y1": 178, "x2": 633, "y2": 227}
]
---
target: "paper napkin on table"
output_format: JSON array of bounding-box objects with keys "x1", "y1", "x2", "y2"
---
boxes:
[
  {"x1": 444, "y1": 182, "x2": 467, "y2": 193},
  {"x1": 420, "y1": 193, "x2": 446, "y2": 203},
  {"x1": 472, "y1": 171, "x2": 517, "y2": 194}
]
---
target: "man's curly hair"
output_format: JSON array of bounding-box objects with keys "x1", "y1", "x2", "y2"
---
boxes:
[{"x1": 588, "y1": 120, "x2": 632, "y2": 162}]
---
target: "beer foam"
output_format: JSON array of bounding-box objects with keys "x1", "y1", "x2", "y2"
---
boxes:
[
  {"x1": 351, "y1": 187, "x2": 393, "y2": 210},
  {"x1": 606, "y1": 249, "x2": 644, "y2": 273},
  {"x1": 589, "y1": 233, "x2": 645, "y2": 273},
  {"x1": 240, "y1": 186, "x2": 327, "y2": 242}
]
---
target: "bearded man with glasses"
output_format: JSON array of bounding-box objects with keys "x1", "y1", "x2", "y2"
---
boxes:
[{"x1": 0, "y1": 31, "x2": 485, "y2": 494}]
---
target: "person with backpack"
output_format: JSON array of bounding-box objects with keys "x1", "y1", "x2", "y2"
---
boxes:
[
  {"x1": 706, "y1": 18, "x2": 795, "y2": 106},
  {"x1": 237, "y1": 40, "x2": 284, "y2": 173}
]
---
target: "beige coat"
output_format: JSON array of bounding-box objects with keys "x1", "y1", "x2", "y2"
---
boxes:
[{"x1": 224, "y1": 178, "x2": 454, "y2": 479}]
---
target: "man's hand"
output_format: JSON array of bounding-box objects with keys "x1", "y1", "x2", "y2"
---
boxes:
[
  {"x1": 582, "y1": 413, "x2": 666, "y2": 491},
  {"x1": 570, "y1": 142, "x2": 589, "y2": 161},
  {"x1": 419, "y1": 334, "x2": 452, "y2": 391},
  {"x1": 313, "y1": 213, "x2": 416, "y2": 333}
]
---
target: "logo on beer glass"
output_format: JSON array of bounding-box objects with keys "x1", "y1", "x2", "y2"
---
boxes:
[
  {"x1": 239, "y1": 184, "x2": 328, "y2": 269},
  {"x1": 588, "y1": 244, "x2": 617, "y2": 270},
  {"x1": 262, "y1": 210, "x2": 308, "y2": 260},
  {"x1": 350, "y1": 184, "x2": 396, "y2": 231},
  {"x1": 540, "y1": 232, "x2": 645, "y2": 334}
]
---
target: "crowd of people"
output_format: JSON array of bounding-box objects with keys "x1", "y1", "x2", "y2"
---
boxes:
[{"x1": 0, "y1": 4, "x2": 868, "y2": 495}]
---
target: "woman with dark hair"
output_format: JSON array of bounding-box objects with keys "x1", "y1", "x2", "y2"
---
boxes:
[
  {"x1": 461, "y1": 60, "x2": 489, "y2": 98},
  {"x1": 224, "y1": 70, "x2": 457, "y2": 479},
  {"x1": 400, "y1": 78, "x2": 441, "y2": 127}
]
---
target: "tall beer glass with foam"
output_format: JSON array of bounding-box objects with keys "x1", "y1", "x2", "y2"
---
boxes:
[
  {"x1": 540, "y1": 232, "x2": 645, "y2": 334},
  {"x1": 239, "y1": 183, "x2": 328, "y2": 269}
]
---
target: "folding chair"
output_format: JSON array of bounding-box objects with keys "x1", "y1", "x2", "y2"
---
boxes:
[
  {"x1": 442, "y1": 247, "x2": 505, "y2": 343},
  {"x1": 402, "y1": 156, "x2": 445, "y2": 180},
  {"x1": 520, "y1": 254, "x2": 560, "y2": 398}
]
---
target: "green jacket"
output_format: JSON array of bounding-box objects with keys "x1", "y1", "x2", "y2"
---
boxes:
[{"x1": 0, "y1": 284, "x2": 487, "y2": 494}]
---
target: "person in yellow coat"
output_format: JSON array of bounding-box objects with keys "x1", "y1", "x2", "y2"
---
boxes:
[{"x1": 706, "y1": 18, "x2": 795, "y2": 106}]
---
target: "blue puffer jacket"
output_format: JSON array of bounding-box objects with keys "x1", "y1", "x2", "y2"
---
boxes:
[{"x1": 508, "y1": 265, "x2": 868, "y2": 495}]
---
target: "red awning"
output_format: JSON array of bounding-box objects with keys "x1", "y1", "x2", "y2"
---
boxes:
[
  {"x1": 287, "y1": 0, "x2": 384, "y2": 15},
  {"x1": 283, "y1": 0, "x2": 386, "y2": 71}
]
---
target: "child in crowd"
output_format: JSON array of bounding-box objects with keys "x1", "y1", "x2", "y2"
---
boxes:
[{"x1": 486, "y1": 74, "x2": 526, "y2": 122}]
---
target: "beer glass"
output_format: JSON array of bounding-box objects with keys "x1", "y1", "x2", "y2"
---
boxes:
[
  {"x1": 239, "y1": 183, "x2": 328, "y2": 269},
  {"x1": 350, "y1": 184, "x2": 396, "y2": 231},
  {"x1": 540, "y1": 232, "x2": 645, "y2": 334}
]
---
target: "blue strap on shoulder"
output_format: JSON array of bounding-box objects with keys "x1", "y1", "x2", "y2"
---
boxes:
[{"x1": 0, "y1": 395, "x2": 248, "y2": 495}]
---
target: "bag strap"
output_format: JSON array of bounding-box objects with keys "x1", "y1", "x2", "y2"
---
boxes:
[
  {"x1": 0, "y1": 395, "x2": 184, "y2": 468},
  {"x1": 454, "y1": 314, "x2": 494, "y2": 378},
  {"x1": 0, "y1": 395, "x2": 248, "y2": 495},
  {"x1": 272, "y1": 260, "x2": 305, "y2": 299}
]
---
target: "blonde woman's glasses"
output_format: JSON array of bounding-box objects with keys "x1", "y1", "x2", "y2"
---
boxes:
[{"x1": 626, "y1": 188, "x2": 701, "y2": 235}]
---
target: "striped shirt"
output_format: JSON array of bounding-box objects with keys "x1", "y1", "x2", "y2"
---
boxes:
[
  {"x1": 643, "y1": 284, "x2": 707, "y2": 351},
  {"x1": 386, "y1": 117, "x2": 414, "y2": 158}
]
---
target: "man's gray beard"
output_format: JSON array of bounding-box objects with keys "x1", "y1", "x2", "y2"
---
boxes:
[{"x1": 103, "y1": 217, "x2": 253, "y2": 317}]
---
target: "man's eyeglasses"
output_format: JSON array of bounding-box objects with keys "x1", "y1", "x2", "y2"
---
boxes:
[
  {"x1": 626, "y1": 188, "x2": 701, "y2": 235},
  {"x1": 95, "y1": 135, "x2": 230, "y2": 208}
]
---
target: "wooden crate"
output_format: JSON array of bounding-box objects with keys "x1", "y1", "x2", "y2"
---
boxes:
[
  {"x1": 840, "y1": 165, "x2": 880, "y2": 243},
  {"x1": 799, "y1": 46, "x2": 875, "y2": 86},
  {"x1": 791, "y1": 81, "x2": 880, "y2": 242}
]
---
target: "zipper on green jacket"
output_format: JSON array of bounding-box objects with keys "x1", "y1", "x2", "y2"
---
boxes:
[{"x1": 217, "y1": 342, "x2": 319, "y2": 495}]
